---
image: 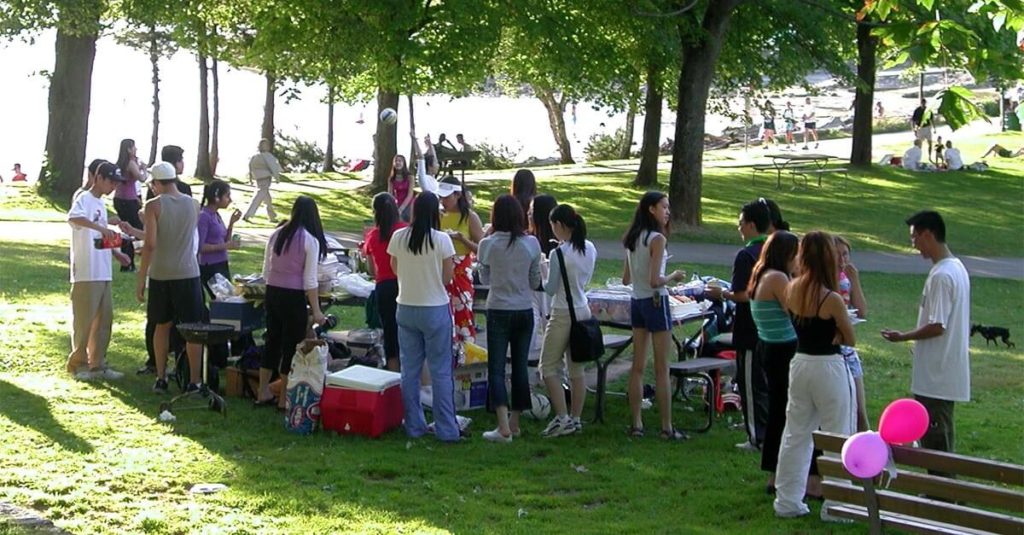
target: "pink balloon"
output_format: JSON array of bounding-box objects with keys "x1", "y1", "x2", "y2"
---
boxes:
[
  {"x1": 878, "y1": 398, "x2": 930, "y2": 445},
  {"x1": 841, "y1": 431, "x2": 890, "y2": 479}
]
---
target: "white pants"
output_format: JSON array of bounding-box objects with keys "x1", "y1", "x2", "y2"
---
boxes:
[
  {"x1": 244, "y1": 178, "x2": 277, "y2": 220},
  {"x1": 773, "y1": 353, "x2": 855, "y2": 517}
]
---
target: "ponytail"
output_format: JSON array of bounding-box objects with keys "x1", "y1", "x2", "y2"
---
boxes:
[
  {"x1": 550, "y1": 203, "x2": 587, "y2": 254},
  {"x1": 201, "y1": 179, "x2": 231, "y2": 208}
]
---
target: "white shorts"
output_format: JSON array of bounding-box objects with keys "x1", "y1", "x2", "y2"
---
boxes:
[{"x1": 916, "y1": 126, "x2": 932, "y2": 141}]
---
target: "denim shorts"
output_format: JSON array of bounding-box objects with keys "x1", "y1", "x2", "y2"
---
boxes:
[
  {"x1": 630, "y1": 295, "x2": 672, "y2": 333},
  {"x1": 841, "y1": 346, "x2": 863, "y2": 379}
]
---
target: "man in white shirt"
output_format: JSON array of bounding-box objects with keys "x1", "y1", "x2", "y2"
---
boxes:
[
  {"x1": 243, "y1": 138, "x2": 282, "y2": 223},
  {"x1": 800, "y1": 97, "x2": 818, "y2": 150},
  {"x1": 943, "y1": 140, "x2": 963, "y2": 170},
  {"x1": 902, "y1": 139, "x2": 923, "y2": 171},
  {"x1": 66, "y1": 162, "x2": 131, "y2": 380},
  {"x1": 881, "y1": 211, "x2": 970, "y2": 460}
]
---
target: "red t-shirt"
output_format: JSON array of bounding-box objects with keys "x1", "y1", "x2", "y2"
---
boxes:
[{"x1": 363, "y1": 223, "x2": 408, "y2": 282}]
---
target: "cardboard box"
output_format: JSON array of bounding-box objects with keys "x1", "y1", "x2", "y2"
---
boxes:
[
  {"x1": 321, "y1": 366, "x2": 403, "y2": 438},
  {"x1": 225, "y1": 367, "x2": 259, "y2": 398},
  {"x1": 210, "y1": 301, "x2": 264, "y2": 332},
  {"x1": 453, "y1": 363, "x2": 488, "y2": 411}
]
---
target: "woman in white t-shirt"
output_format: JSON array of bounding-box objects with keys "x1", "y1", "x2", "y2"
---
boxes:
[
  {"x1": 538, "y1": 203, "x2": 597, "y2": 438},
  {"x1": 387, "y1": 192, "x2": 460, "y2": 443}
]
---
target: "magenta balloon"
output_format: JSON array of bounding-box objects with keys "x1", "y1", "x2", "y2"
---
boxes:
[
  {"x1": 878, "y1": 398, "x2": 930, "y2": 445},
  {"x1": 841, "y1": 431, "x2": 890, "y2": 479}
]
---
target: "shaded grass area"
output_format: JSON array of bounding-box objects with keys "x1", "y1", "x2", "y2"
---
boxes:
[{"x1": 1, "y1": 239, "x2": 1021, "y2": 533}]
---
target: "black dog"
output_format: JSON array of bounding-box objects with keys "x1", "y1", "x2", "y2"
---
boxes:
[{"x1": 971, "y1": 324, "x2": 1015, "y2": 348}]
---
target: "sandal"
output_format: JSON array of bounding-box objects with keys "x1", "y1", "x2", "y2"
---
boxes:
[
  {"x1": 253, "y1": 397, "x2": 278, "y2": 407},
  {"x1": 660, "y1": 428, "x2": 689, "y2": 441},
  {"x1": 627, "y1": 426, "x2": 645, "y2": 438}
]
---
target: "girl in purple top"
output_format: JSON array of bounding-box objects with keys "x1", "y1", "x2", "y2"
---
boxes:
[
  {"x1": 113, "y1": 139, "x2": 147, "y2": 271},
  {"x1": 256, "y1": 196, "x2": 328, "y2": 407},
  {"x1": 198, "y1": 180, "x2": 241, "y2": 299}
]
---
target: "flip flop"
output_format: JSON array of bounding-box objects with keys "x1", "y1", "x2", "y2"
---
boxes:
[{"x1": 660, "y1": 428, "x2": 689, "y2": 441}]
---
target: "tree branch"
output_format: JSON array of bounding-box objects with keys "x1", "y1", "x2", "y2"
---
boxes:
[{"x1": 633, "y1": 0, "x2": 699, "y2": 18}]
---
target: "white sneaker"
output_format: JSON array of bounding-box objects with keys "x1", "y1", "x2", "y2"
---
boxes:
[
  {"x1": 571, "y1": 417, "x2": 583, "y2": 434},
  {"x1": 98, "y1": 367, "x2": 124, "y2": 380},
  {"x1": 74, "y1": 369, "x2": 99, "y2": 381},
  {"x1": 482, "y1": 429, "x2": 512, "y2": 443},
  {"x1": 541, "y1": 416, "x2": 574, "y2": 438},
  {"x1": 735, "y1": 441, "x2": 760, "y2": 452}
]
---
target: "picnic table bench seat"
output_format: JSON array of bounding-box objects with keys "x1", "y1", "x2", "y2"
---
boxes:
[
  {"x1": 812, "y1": 430, "x2": 1024, "y2": 535},
  {"x1": 790, "y1": 166, "x2": 850, "y2": 187},
  {"x1": 668, "y1": 357, "x2": 736, "y2": 432}
]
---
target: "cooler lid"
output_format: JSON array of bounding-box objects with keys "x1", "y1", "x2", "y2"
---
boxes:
[{"x1": 326, "y1": 365, "x2": 401, "y2": 391}]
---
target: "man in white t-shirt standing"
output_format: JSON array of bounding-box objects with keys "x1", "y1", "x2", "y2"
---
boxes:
[
  {"x1": 800, "y1": 97, "x2": 819, "y2": 150},
  {"x1": 66, "y1": 162, "x2": 131, "y2": 380},
  {"x1": 881, "y1": 211, "x2": 970, "y2": 458}
]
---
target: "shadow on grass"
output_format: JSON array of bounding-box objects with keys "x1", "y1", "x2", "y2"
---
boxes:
[{"x1": 0, "y1": 379, "x2": 93, "y2": 454}]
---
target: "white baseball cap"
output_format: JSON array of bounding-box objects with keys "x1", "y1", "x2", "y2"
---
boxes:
[
  {"x1": 150, "y1": 161, "x2": 177, "y2": 181},
  {"x1": 436, "y1": 182, "x2": 461, "y2": 198}
]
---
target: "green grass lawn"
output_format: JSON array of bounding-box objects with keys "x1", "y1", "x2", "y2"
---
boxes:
[{"x1": 1, "y1": 234, "x2": 1021, "y2": 534}]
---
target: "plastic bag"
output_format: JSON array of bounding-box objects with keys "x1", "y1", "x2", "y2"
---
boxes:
[
  {"x1": 285, "y1": 342, "x2": 329, "y2": 435},
  {"x1": 335, "y1": 273, "x2": 374, "y2": 298},
  {"x1": 207, "y1": 273, "x2": 236, "y2": 301}
]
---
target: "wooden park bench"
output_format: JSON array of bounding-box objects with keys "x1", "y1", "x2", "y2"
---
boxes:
[{"x1": 813, "y1": 430, "x2": 1024, "y2": 535}]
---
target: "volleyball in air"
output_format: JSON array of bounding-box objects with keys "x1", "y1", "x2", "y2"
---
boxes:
[{"x1": 379, "y1": 108, "x2": 398, "y2": 125}]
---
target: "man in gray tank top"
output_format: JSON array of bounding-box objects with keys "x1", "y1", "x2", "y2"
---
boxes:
[{"x1": 137, "y1": 162, "x2": 205, "y2": 394}]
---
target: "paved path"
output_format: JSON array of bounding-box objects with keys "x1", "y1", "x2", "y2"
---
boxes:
[{"x1": 4, "y1": 221, "x2": 1019, "y2": 280}]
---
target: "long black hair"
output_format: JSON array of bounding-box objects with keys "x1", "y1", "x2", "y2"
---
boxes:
[
  {"x1": 748, "y1": 230, "x2": 799, "y2": 295},
  {"x1": 273, "y1": 195, "x2": 328, "y2": 261},
  {"x1": 440, "y1": 174, "x2": 470, "y2": 224},
  {"x1": 201, "y1": 180, "x2": 231, "y2": 208},
  {"x1": 741, "y1": 199, "x2": 772, "y2": 234},
  {"x1": 550, "y1": 203, "x2": 587, "y2": 254},
  {"x1": 761, "y1": 198, "x2": 790, "y2": 231},
  {"x1": 622, "y1": 191, "x2": 668, "y2": 252},
  {"x1": 372, "y1": 192, "x2": 401, "y2": 242},
  {"x1": 511, "y1": 169, "x2": 537, "y2": 218},
  {"x1": 116, "y1": 139, "x2": 135, "y2": 173},
  {"x1": 408, "y1": 192, "x2": 441, "y2": 255},
  {"x1": 490, "y1": 194, "x2": 526, "y2": 249},
  {"x1": 530, "y1": 194, "x2": 557, "y2": 255}
]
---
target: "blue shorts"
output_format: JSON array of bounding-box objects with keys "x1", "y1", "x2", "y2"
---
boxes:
[
  {"x1": 630, "y1": 296, "x2": 672, "y2": 333},
  {"x1": 841, "y1": 346, "x2": 863, "y2": 379}
]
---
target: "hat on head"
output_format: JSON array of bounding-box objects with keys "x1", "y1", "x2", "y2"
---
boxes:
[
  {"x1": 436, "y1": 181, "x2": 461, "y2": 198},
  {"x1": 150, "y1": 161, "x2": 177, "y2": 181},
  {"x1": 96, "y1": 162, "x2": 125, "y2": 182}
]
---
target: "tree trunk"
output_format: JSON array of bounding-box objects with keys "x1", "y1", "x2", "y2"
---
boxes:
[
  {"x1": 210, "y1": 56, "x2": 220, "y2": 176},
  {"x1": 850, "y1": 21, "x2": 878, "y2": 168},
  {"x1": 535, "y1": 86, "x2": 574, "y2": 164},
  {"x1": 38, "y1": 28, "x2": 98, "y2": 202},
  {"x1": 669, "y1": 0, "x2": 743, "y2": 226},
  {"x1": 324, "y1": 85, "x2": 335, "y2": 173},
  {"x1": 372, "y1": 88, "x2": 400, "y2": 192},
  {"x1": 148, "y1": 25, "x2": 160, "y2": 165},
  {"x1": 620, "y1": 104, "x2": 636, "y2": 159},
  {"x1": 407, "y1": 94, "x2": 417, "y2": 162},
  {"x1": 195, "y1": 53, "x2": 212, "y2": 181},
  {"x1": 635, "y1": 65, "x2": 663, "y2": 187},
  {"x1": 261, "y1": 72, "x2": 277, "y2": 151}
]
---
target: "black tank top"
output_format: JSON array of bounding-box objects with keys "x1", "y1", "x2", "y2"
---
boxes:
[{"x1": 792, "y1": 291, "x2": 841, "y2": 355}]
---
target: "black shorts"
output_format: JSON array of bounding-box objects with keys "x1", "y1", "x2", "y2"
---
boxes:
[
  {"x1": 148, "y1": 277, "x2": 204, "y2": 325},
  {"x1": 804, "y1": 122, "x2": 816, "y2": 130}
]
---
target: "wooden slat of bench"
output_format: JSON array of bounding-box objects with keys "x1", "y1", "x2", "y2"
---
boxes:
[
  {"x1": 815, "y1": 432, "x2": 1024, "y2": 486},
  {"x1": 823, "y1": 480, "x2": 1024, "y2": 535},
  {"x1": 825, "y1": 504, "x2": 993, "y2": 535},
  {"x1": 818, "y1": 457, "x2": 1024, "y2": 512}
]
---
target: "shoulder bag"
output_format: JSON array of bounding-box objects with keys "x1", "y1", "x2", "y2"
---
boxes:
[{"x1": 556, "y1": 247, "x2": 604, "y2": 363}]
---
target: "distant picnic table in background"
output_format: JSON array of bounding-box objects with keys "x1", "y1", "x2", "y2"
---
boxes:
[{"x1": 752, "y1": 153, "x2": 848, "y2": 188}]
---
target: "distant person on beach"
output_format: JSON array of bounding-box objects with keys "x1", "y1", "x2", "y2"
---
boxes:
[
  {"x1": 944, "y1": 141, "x2": 963, "y2": 171},
  {"x1": 782, "y1": 101, "x2": 797, "y2": 147},
  {"x1": 911, "y1": 99, "x2": 934, "y2": 158},
  {"x1": 903, "y1": 139, "x2": 924, "y2": 171},
  {"x1": 875, "y1": 101, "x2": 884, "y2": 119},
  {"x1": 11, "y1": 163, "x2": 27, "y2": 181},
  {"x1": 243, "y1": 138, "x2": 281, "y2": 223},
  {"x1": 980, "y1": 143, "x2": 1024, "y2": 159},
  {"x1": 761, "y1": 100, "x2": 777, "y2": 150},
  {"x1": 801, "y1": 97, "x2": 818, "y2": 150}
]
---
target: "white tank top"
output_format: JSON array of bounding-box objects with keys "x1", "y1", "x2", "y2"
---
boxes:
[{"x1": 628, "y1": 231, "x2": 667, "y2": 299}]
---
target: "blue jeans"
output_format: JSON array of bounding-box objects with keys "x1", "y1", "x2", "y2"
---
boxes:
[
  {"x1": 397, "y1": 304, "x2": 459, "y2": 441},
  {"x1": 486, "y1": 309, "x2": 534, "y2": 412}
]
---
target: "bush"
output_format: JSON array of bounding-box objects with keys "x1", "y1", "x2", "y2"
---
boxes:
[
  {"x1": 473, "y1": 141, "x2": 519, "y2": 170},
  {"x1": 273, "y1": 131, "x2": 345, "y2": 174},
  {"x1": 980, "y1": 99, "x2": 1000, "y2": 117},
  {"x1": 584, "y1": 128, "x2": 634, "y2": 162}
]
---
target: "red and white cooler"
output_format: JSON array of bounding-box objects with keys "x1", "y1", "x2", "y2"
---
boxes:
[{"x1": 321, "y1": 365, "x2": 403, "y2": 438}]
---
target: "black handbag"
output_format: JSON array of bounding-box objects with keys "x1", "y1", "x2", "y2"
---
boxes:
[{"x1": 556, "y1": 248, "x2": 604, "y2": 363}]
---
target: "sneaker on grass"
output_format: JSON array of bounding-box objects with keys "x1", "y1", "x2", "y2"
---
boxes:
[
  {"x1": 541, "y1": 416, "x2": 575, "y2": 438},
  {"x1": 97, "y1": 367, "x2": 124, "y2": 380},
  {"x1": 74, "y1": 369, "x2": 99, "y2": 381},
  {"x1": 153, "y1": 378, "x2": 168, "y2": 394},
  {"x1": 482, "y1": 429, "x2": 512, "y2": 443}
]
